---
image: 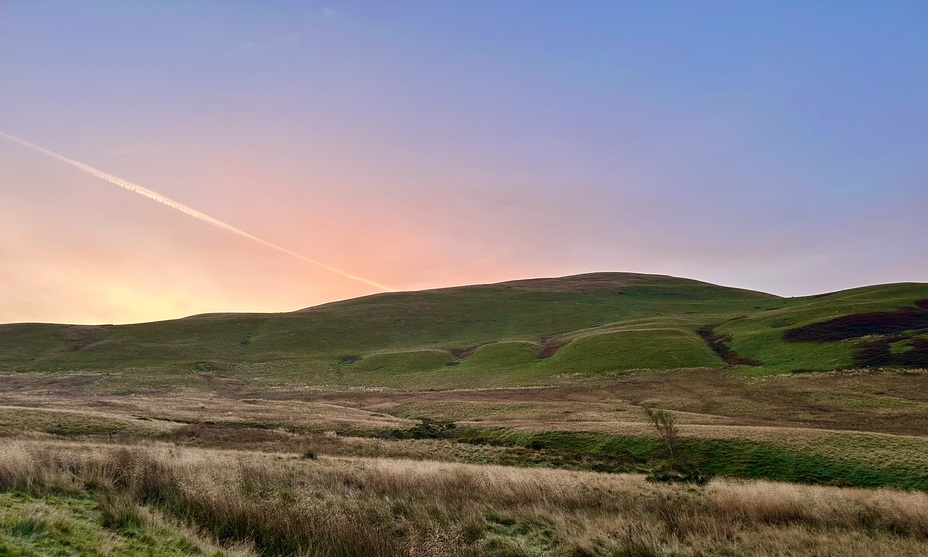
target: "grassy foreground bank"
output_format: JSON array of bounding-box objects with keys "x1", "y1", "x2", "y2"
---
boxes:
[{"x1": 3, "y1": 441, "x2": 928, "y2": 557}]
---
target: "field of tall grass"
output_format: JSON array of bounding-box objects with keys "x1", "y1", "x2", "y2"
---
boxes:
[
  {"x1": 2, "y1": 274, "x2": 927, "y2": 555},
  {"x1": 2, "y1": 440, "x2": 928, "y2": 557}
]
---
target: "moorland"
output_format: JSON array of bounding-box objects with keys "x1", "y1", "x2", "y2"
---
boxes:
[{"x1": 2, "y1": 272, "x2": 928, "y2": 556}]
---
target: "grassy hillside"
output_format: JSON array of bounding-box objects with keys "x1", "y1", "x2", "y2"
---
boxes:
[
  {"x1": 0, "y1": 272, "x2": 926, "y2": 555},
  {"x1": 719, "y1": 283, "x2": 928, "y2": 374},
  {"x1": 3, "y1": 273, "x2": 928, "y2": 556},
  {"x1": 0, "y1": 272, "x2": 925, "y2": 388}
]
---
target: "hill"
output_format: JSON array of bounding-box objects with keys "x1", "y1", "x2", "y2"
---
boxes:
[
  {"x1": 3, "y1": 272, "x2": 928, "y2": 556},
  {"x1": 0, "y1": 272, "x2": 925, "y2": 389}
]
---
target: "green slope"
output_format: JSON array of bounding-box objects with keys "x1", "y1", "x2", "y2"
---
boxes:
[
  {"x1": 1, "y1": 272, "x2": 926, "y2": 388},
  {"x1": 718, "y1": 283, "x2": 928, "y2": 374}
]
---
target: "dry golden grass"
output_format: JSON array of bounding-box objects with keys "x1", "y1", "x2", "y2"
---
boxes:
[
  {"x1": 0, "y1": 405, "x2": 172, "y2": 437},
  {"x1": 5, "y1": 392, "x2": 927, "y2": 475},
  {"x1": 4, "y1": 369, "x2": 928, "y2": 555},
  {"x1": 6, "y1": 306, "x2": 928, "y2": 557},
  {"x1": 267, "y1": 367, "x2": 928, "y2": 435},
  {"x1": 4, "y1": 370, "x2": 928, "y2": 490},
  {"x1": 0, "y1": 389, "x2": 411, "y2": 437},
  {"x1": 380, "y1": 399, "x2": 733, "y2": 426},
  {"x1": 2, "y1": 439, "x2": 927, "y2": 556},
  {"x1": 6, "y1": 366, "x2": 928, "y2": 439},
  {"x1": 469, "y1": 420, "x2": 928, "y2": 469}
]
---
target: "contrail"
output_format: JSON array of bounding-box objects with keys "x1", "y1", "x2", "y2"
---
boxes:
[{"x1": 0, "y1": 130, "x2": 393, "y2": 292}]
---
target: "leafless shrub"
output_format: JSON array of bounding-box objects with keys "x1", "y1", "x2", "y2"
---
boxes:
[{"x1": 642, "y1": 406, "x2": 678, "y2": 461}]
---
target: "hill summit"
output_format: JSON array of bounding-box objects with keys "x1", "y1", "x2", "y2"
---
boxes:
[{"x1": 1, "y1": 272, "x2": 926, "y2": 388}]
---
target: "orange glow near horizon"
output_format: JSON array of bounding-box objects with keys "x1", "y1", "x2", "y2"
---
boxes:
[
  {"x1": 0, "y1": 139, "x2": 558, "y2": 324},
  {"x1": 0, "y1": 130, "x2": 395, "y2": 294},
  {"x1": 2, "y1": 3, "x2": 926, "y2": 325}
]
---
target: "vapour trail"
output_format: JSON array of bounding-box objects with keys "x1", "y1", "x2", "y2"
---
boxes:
[{"x1": 0, "y1": 130, "x2": 393, "y2": 292}]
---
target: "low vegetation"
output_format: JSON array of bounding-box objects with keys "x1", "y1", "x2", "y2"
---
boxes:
[
  {"x1": 2, "y1": 441, "x2": 928, "y2": 557},
  {"x1": 1, "y1": 273, "x2": 927, "y2": 554}
]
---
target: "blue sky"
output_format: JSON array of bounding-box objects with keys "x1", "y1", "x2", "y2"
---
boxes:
[{"x1": 1, "y1": 1, "x2": 926, "y2": 323}]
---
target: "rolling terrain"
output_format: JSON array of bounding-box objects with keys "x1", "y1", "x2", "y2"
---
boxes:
[
  {"x1": 2, "y1": 272, "x2": 926, "y2": 389},
  {"x1": 2, "y1": 272, "x2": 928, "y2": 556}
]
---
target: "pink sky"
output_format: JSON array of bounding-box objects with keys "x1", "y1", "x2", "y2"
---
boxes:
[{"x1": 2, "y1": 3, "x2": 926, "y2": 324}]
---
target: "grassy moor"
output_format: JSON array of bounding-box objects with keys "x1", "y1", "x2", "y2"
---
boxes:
[
  {"x1": 1, "y1": 273, "x2": 928, "y2": 556},
  {"x1": 7, "y1": 2, "x2": 927, "y2": 554}
]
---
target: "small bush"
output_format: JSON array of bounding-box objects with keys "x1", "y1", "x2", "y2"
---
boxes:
[
  {"x1": 646, "y1": 460, "x2": 712, "y2": 486},
  {"x1": 642, "y1": 406, "x2": 678, "y2": 461},
  {"x1": 383, "y1": 418, "x2": 458, "y2": 440}
]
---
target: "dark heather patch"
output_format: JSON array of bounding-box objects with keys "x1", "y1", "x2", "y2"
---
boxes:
[
  {"x1": 537, "y1": 337, "x2": 566, "y2": 359},
  {"x1": 854, "y1": 338, "x2": 928, "y2": 368},
  {"x1": 783, "y1": 300, "x2": 928, "y2": 368},
  {"x1": 162, "y1": 423, "x2": 288, "y2": 446},
  {"x1": 339, "y1": 355, "x2": 362, "y2": 363},
  {"x1": 697, "y1": 325, "x2": 763, "y2": 366},
  {"x1": 450, "y1": 345, "x2": 484, "y2": 359},
  {"x1": 783, "y1": 304, "x2": 928, "y2": 342}
]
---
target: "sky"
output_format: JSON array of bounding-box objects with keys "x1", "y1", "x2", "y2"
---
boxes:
[{"x1": 1, "y1": 1, "x2": 927, "y2": 324}]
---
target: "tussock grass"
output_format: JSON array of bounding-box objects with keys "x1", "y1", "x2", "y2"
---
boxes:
[
  {"x1": 96, "y1": 490, "x2": 144, "y2": 531},
  {"x1": 0, "y1": 490, "x2": 249, "y2": 557},
  {"x1": 1, "y1": 440, "x2": 927, "y2": 556},
  {"x1": 0, "y1": 406, "x2": 164, "y2": 437}
]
